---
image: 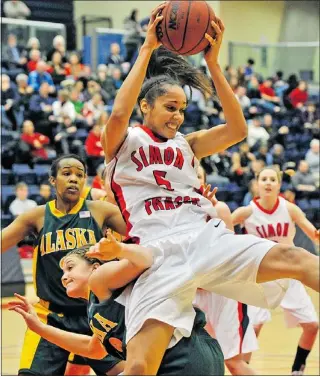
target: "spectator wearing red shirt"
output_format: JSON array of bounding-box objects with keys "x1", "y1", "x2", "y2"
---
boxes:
[
  {"x1": 259, "y1": 78, "x2": 281, "y2": 104},
  {"x1": 20, "y1": 120, "x2": 50, "y2": 159},
  {"x1": 289, "y1": 80, "x2": 308, "y2": 108},
  {"x1": 27, "y1": 49, "x2": 41, "y2": 72},
  {"x1": 92, "y1": 164, "x2": 105, "y2": 189},
  {"x1": 85, "y1": 124, "x2": 104, "y2": 174}
]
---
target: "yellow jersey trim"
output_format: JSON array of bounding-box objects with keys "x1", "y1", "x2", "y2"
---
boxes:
[{"x1": 48, "y1": 198, "x2": 85, "y2": 218}]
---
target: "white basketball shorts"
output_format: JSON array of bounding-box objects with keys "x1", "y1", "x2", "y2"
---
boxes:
[{"x1": 121, "y1": 218, "x2": 289, "y2": 346}]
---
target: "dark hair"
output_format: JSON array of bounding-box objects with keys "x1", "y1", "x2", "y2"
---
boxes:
[
  {"x1": 50, "y1": 154, "x2": 87, "y2": 178},
  {"x1": 138, "y1": 47, "x2": 213, "y2": 110},
  {"x1": 276, "y1": 71, "x2": 283, "y2": 79},
  {"x1": 61, "y1": 245, "x2": 103, "y2": 268},
  {"x1": 247, "y1": 58, "x2": 255, "y2": 65}
]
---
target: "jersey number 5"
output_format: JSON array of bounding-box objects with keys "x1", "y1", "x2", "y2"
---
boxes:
[{"x1": 153, "y1": 170, "x2": 174, "y2": 192}]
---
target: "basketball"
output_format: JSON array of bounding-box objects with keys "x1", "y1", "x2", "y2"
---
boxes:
[{"x1": 156, "y1": 0, "x2": 216, "y2": 56}]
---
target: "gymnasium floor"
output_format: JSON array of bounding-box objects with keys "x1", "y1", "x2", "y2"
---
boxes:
[{"x1": 1, "y1": 284, "x2": 319, "y2": 376}]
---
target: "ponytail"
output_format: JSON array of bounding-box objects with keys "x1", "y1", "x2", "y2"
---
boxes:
[{"x1": 138, "y1": 47, "x2": 213, "y2": 108}]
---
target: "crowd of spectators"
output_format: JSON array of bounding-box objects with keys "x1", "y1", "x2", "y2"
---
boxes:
[{"x1": 1, "y1": 28, "x2": 320, "y2": 235}]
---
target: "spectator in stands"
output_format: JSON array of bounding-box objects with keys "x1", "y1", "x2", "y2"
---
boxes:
[
  {"x1": 54, "y1": 115, "x2": 78, "y2": 155},
  {"x1": 2, "y1": 33, "x2": 27, "y2": 71},
  {"x1": 243, "y1": 179, "x2": 259, "y2": 206},
  {"x1": 123, "y1": 9, "x2": 141, "y2": 63},
  {"x1": 302, "y1": 103, "x2": 318, "y2": 126},
  {"x1": 29, "y1": 82, "x2": 54, "y2": 115},
  {"x1": 246, "y1": 75, "x2": 260, "y2": 96},
  {"x1": 86, "y1": 92, "x2": 105, "y2": 122},
  {"x1": 92, "y1": 164, "x2": 105, "y2": 190},
  {"x1": 235, "y1": 86, "x2": 251, "y2": 110},
  {"x1": 16, "y1": 73, "x2": 33, "y2": 113},
  {"x1": 273, "y1": 70, "x2": 288, "y2": 97},
  {"x1": 288, "y1": 80, "x2": 308, "y2": 109},
  {"x1": 3, "y1": 0, "x2": 30, "y2": 19},
  {"x1": 70, "y1": 88, "x2": 85, "y2": 119},
  {"x1": 47, "y1": 51, "x2": 70, "y2": 85},
  {"x1": 244, "y1": 58, "x2": 255, "y2": 80},
  {"x1": 35, "y1": 182, "x2": 54, "y2": 205},
  {"x1": 26, "y1": 37, "x2": 40, "y2": 53},
  {"x1": 305, "y1": 139, "x2": 320, "y2": 184},
  {"x1": 66, "y1": 52, "x2": 90, "y2": 80},
  {"x1": 262, "y1": 113, "x2": 275, "y2": 134},
  {"x1": 27, "y1": 49, "x2": 41, "y2": 72},
  {"x1": 96, "y1": 64, "x2": 117, "y2": 103},
  {"x1": 1, "y1": 73, "x2": 20, "y2": 130},
  {"x1": 111, "y1": 67, "x2": 124, "y2": 90},
  {"x1": 237, "y1": 66, "x2": 246, "y2": 87},
  {"x1": 283, "y1": 74, "x2": 299, "y2": 110},
  {"x1": 255, "y1": 143, "x2": 273, "y2": 165},
  {"x1": 46, "y1": 35, "x2": 67, "y2": 63},
  {"x1": 106, "y1": 43, "x2": 124, "y2": 67},
  {"x1": 20, "y1": 120, "x2": 50, "y2": 160},
  {"x1": 51, "y1": 89, "x2": 76, "y2": 123},
  {"x1": 28, "y1": 61, "x2": 55, "y2": 93},
  {"x1": 224, "y1": 65, "x2": 237, "y2": 84},
  {"x1": 9, "y1": 182, "x2": 37, "y2": 217},
  {"x1": 271, "y1": 144, "x2": 285, "y2": 169},
  {"x1": 247, "y1": 116, "x2": 270, "y2": 149},
  {"x1": 259, "y1": 78, "x2": 281, "y2": 111},
  {"x1": 85, "y1": 124, "x2": 105, "y2": 172},
  {"x1": 268, "y1": 125, "x2": 289, "y2": 148},
  {"x1": 291, "y1": 160, "x2": 317, "y2": 194}
]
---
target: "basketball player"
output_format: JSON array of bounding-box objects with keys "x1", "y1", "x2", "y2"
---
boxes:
[
  {"x1": 101, "y1": 3, "x2": 319, "y2": 374},
  {"x1": 1, "y1": 154, "x2": 126, "y2": 376},
  {"x1": 194, "y1": 166, "x2": 259, "y2": 375},
  {"x1": 232, "y1": 167, "x2": 319, "y2": 375},
  {"x1": 9, "y1": 237, "x2": 225, "y2": 376}
]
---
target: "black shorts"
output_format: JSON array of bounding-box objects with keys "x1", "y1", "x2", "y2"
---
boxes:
[
  {"x1": 18, "y1": 302, "x2": 121, "y2": 376},
  {"x1": 158, "y1": 327, "x2": 225, "y2": 376}
]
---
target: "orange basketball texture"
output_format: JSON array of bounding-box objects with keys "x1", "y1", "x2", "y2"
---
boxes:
[{"x1": 156, "y1": 0, "x2": 215, "y2": 56}]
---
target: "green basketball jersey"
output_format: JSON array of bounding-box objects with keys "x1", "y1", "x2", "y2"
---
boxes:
[
  {"x1": 88, "y1": 289, "x2": 224, "y2": 375},
  {"x1": 34, "y1": 198, "x2": 103, "y2": 314}
]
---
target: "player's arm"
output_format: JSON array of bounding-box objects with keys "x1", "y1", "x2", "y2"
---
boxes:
[
  {"x1": 91, "y1": 188, "x2": 107, "y2": 201},
  {"x1": 89, "y1": 200, "x2": 127, "y2": 236},
  {"x1": 9, "y1": 294, "x2": 107, "y2": 359},
  {"x1": 231, "y1": 206, "x2": 252, "y2": 226},
  {"x1": 101, "y1": 4, "x2": 166, "y2": 162},
  {"x1": 87, "y1": 231, "x2": 154, "y2": 297},
  {"x1": 1, "y1": 207, "x2": 44, "y2": 252},
  {"x1": 287, "y1": 202, "x2": 320, "y2": 244},
  {"x1": 186, "y1": 18, "x2": 247, "y2": 159}
]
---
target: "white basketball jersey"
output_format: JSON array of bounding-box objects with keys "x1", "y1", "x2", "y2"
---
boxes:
[
  {"x1": 105, "y1": 126, "x2": 217, "y2": 244},
  {"x1": 244, "y1": 196, "x2": 296, "y2": 245}
]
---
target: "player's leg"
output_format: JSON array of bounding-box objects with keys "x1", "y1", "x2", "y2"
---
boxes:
[
  {"x1": 290, "y1": 322, "x2": 319, "y2": 375},
  {"x1": 281, "y1": 281, "x2": 319, "y2": 375},
  {"x1": 225, "y1": 354, "x2": 257, "y2": 376},
  {"x1": 124, "y1": 319, "x2": 174, "y2": 375},
  {"x1": 18, "y1": 304, "x2": 69, "y2": 375},
  {"x1": 256, "y1": 244, "x2": 319, "y2": 291},
  {"x1": 64, "y1": 358, "x2": 91, "y2": 376}
]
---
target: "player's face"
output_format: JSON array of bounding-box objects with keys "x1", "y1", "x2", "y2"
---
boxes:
[
  {"x1": 61, "y1": 255, "x2": 93, "y2": 299},
  {"x1": 258, "y1": 169, "x2": 281, "y2": 198},
  {"x1": 143, "y1": 85, "x2": 187, "y2": 139},
  {"x1": 51, "y1": 158, "x2": 86, "y2": 203}
]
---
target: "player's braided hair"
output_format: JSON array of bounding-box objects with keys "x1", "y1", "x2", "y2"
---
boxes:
[
  {"x1": 138, "y1": 46, "x2": 213, "y2": 109},
  {"x1": 60, "y1": 245, "x2": 103, "y2": 268}
]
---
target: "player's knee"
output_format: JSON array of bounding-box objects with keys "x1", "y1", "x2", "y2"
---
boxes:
[
  {"x1": 124, "y1": 359, "x2": 148, "y2": 375},
  {"x1": 225, "y1": 358, "x2": 242, "y2": 375},
  {"x1": 301, "y1": 321, "x2": 319, "y2": 336},
  {"x1": 276, "y1": 245, "x2": 307, "y2": 280}
]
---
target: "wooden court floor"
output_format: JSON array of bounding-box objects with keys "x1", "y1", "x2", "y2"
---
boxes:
[{"x1": 1, "y1": 284, "x2": 319, "y2": 376}]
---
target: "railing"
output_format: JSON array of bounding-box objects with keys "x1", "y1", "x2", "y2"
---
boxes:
[{"x1": 1, "y1": 17, "x2": 66, "y2": 55}]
